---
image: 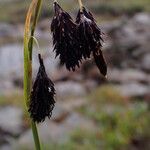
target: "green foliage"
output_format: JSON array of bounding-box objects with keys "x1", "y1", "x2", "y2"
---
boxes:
[
  {"x1": 40, "y1": 98, "x2": 150, "y2": 150},
  {"x1": 0, "y1": 0, "x2": 29, "y2": 23},
  {"x1": 0, "y1": 92, "x2": 23, "y2": 107},
  {"x1": 63, "y1": 102, "x2": 149, "y2": 150},
  {"x1": 0, "y1": 0, "x2": 72, "y2": 23},
  {"x1": 0, "y1": 0, "x2": 149, "y2": 23},
  {"x1": 90, "y1": 0, "x2": 150, "y2": 15},
  {"x1": 89, "y1": 85, "x2": 125, "y2": 104},
  {"x1": 72, "y1": 86, "x2": 150, "y2": 150}
]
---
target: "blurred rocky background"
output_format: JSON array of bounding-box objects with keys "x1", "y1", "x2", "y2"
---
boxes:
[{"x1": 0, "y1": 0, "x2": 150, "y2": 150}]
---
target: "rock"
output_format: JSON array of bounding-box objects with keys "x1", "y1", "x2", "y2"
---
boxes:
[
  {"x1": 51, "y1": 104, "x2": 70, "y2": 123},
  {"x1": 0, "y1": 128, "x2": 13, "y2": 146},
  {"x1": 116, "y1": 83, "x2": 150, "y2": 98},
  {"x1": 0, "y1": 44, "x2": 23, "y2": 78},
  {"x1": 0, "y1": 107, "x2": 23, "y2": 136},
  {"x1": 0, "y1": 24, "x2": 23, "y2": 42},
  {"x1": 52, "y1": 98, "x2": 87, "y2": 122},
  {"x1": 55, "y1": 81, "x2": 86, "y2": 98},
  {"x1": 63, "y1": 113, "x2": 96, "y2": 131},
  {"x1": 15, "y1": 122, "x2": 69, "y2": 150},
  {"x1": 0, "y1": 144, "x2": 12, "y2": 150},
  {"x1": 81, "y1": 61, "x2": 107, "y2": 83},
  {"x1": 84, "y1": 80, "x2": 98, "y2": 91},
  {"x1": 0, "y1": 24, "x2": 24, "y2": 46},
  {"x1": 133, "y1": 13, "x2": 150, "y2": 25},
  {"x1": 0, "y1": 44, "x2": 58, "y2": 92},
  {"x1": 52, "y1": 68, "x2": 71, "y2": 82},
  {"x1": 52, "y1": 68, "x2": 83, "y2": 83},
  {"x1": 60, "y1": 98, "x2": 87, "y2": 112},
  {"x1": 0, "y1": 44, "x2": 57, "y2": 78},
  {"x1": 0, "y1": 79, "x2": 14, "y2": 94},
  {"x1": 109, "y1": 69, "x2": 150, "y2": 84},
  {"x1": 104, "y1": 13, "x2": 150, "y2": 69},
  {"x1": 141, "y1": 54, "x2": 150, "y2": 72},
  {"x1": 132, "y1": 45, "x2": 150, "y2": 59},
  {"x1": 15, "y1": 113, "x2": 95, "y2": 150}
]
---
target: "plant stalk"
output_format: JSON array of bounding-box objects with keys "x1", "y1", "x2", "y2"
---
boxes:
[
  {"x1": 24, "y1": 0, "x2": 43, "y2": 150},
  {"x1": 29, "y1": 0, "x2": 42, "y2": 60},
  {"x1": 78, "y1": 0, "x2": 83, "y2": 11}
]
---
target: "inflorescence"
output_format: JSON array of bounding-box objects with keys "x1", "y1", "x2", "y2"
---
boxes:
[
  {"x1": 51, "y1": 2, "x2": 107, "y2": 76},
  {"x1": 51, "y1": 2, "x2": 82, "y2": 71},
  {"x1": 28, "y1": 1, "x2": 107, "y2": 124},
  {"x1": 28, "y1": 54, "x2": 56, "y2": 123}
]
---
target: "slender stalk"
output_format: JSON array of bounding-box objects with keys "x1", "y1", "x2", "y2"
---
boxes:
[
  {"x1": 24, "y1": 0, "x2": 36, "y2": 113},
  {"x1": 24, "y1": 0, "x2": 43, "y2": 150},
  {"x1": 78, "y1": 0, "x2": 83, "y2": 11},
  {"x1": 31, "y1": 122, "x2": 41, "y2": 150},
  {"x1": 29, "y1": 0, "x2": 42, "y2": 60},
  {"x1": 29, "y1": 1, "x2": 42, "y2": 149}
]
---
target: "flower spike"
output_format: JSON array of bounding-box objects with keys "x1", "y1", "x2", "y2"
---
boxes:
[
  {"x1": 76, "y1": 7, "x2": 103, "y2": 58},
  {"x1": 93, "y1": 51, "x2": 107, "y2": 77},
  {"x1": 76, "y1": 7, "x2": 107, "y2": 76},
  {"x1": 51, "y1": 2, "x2": 81, "y2": 71},
  {"x1": 28, "y1": 54, "x2": 56, "y2": 123}
]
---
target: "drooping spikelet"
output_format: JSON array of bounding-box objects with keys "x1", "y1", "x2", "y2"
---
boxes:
[
  {"x1": 28, "y1": 54, "x2": 56, "y2": 123},
  {"x1": 93, "y1": 51, "x2": 107, "y2": 77},
  {"x1": 51, "y1": 2, "x2": 81, "y2": 71},
  {"x1": 76, "y1": 7, "x2": 107, "y2": 76}
]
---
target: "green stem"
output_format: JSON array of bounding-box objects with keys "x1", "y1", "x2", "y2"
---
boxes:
[
  {"x1": 24, "y1": 0, "x2": 43, "y2": 150},
  {"x1": 31, "y1": 122, "x2": 41, "y2": 150},
  {"x1": 29, "y1": 0, "x2": 42, "y2": 60}
]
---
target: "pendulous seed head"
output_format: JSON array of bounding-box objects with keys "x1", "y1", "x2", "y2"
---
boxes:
[
  {"x1": 28, "y1": 54, "x2": 56, "y2": 123},
  {"x1": 93, "y1": 50, "x2": 107, "y2": 77},
  {"x1": 76, "y1": 7, "x2": 107, "y2": 76},
  {"x1": 51, "y1": 2, "x2": 82, "y2": 71},
  {"x1": 51, "y1": 3, "x2": 107, "y2": 76},
  {"x1": 76, "y1": 7, "x2": 103, "y2": 58}
]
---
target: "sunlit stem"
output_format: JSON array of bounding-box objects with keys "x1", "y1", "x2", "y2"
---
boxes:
[{"x1": 78, "y1": 0, "x2": 83, "y2": 11}]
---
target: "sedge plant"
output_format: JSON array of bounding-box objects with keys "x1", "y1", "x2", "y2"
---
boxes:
[
  {"x1": 24, "y1": 0, "x2": 42, "y2": 149},
  {"x1": 23, "y1": 0, "x2": 107, "y2": 149}
]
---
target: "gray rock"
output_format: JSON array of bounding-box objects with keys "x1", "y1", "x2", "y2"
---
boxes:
[
  {"x1": 0, "y1": 44, "x2": 57, "y2": 78},
  {"x1": 133, "y1": 13, "x2": 150, "y2": 25},
  {"x1": 15, "y1": 113, "x2": 95, "y2": 149},
  {"x1": 60, "y1": 98, "x2": 87, "y2": 111},
  {"x1": 104, "y1": 13, "x2": 150, "y2": 69},
  {"x1": 0, "y1": 44, "x2": 23, "y2": 78},
  {"x1": 55, "y1": 81, "x2": 86, "y2": 98},
  {"x1": 0, "y1": 44, "x2": 58, "y2": 93},
  {"x1": 63, "y1": 113, "x2": 96, "y2": 131},
  {"x1": 116, "y1": 83, "x2": 150, "y2": 97},
  {"x1": 0, "y1": 145, "x2": 12, "y2": 150},
  {"x1": 14, "y1": 122, "x2": 69, "y2": 150},
  {"x1": 84, "y1": 80, "x2": 98, "y2": 90},
  {"x1": 0, "y1": 107, "x2": 23, "y2": 136},
  {"x1": 51, "y1": 104, "x2": 70, "y2": 122},
  {"x1": 141, "y1": 54, "x2": 150, "y2": 72},
  {"x1": 0, "y1": 24, "x2": 23, "y2": 40},
  {"x1": 109, "y1": 69, "x2": 150, "y2": 83},
  {"x1": 0, "y1": 79, "x2": 14, "y2": 94},
  {"x1": 51, "y1": 98, "x2": 87, "y2": 122}
]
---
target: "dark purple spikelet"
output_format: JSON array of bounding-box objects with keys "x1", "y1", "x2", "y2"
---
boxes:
[
  {"x1": 51, "y1": 2, "x2": 81, "y2": 71},
  {"x1": 28, "y1": 54, "x2": 56, "y2": 123},
  {"x1": 93, "y1": 51, "x2": 107, "y2": 77},
  {"x1": 76, "y1": 7, "x2": 107, "y2": 76}
]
